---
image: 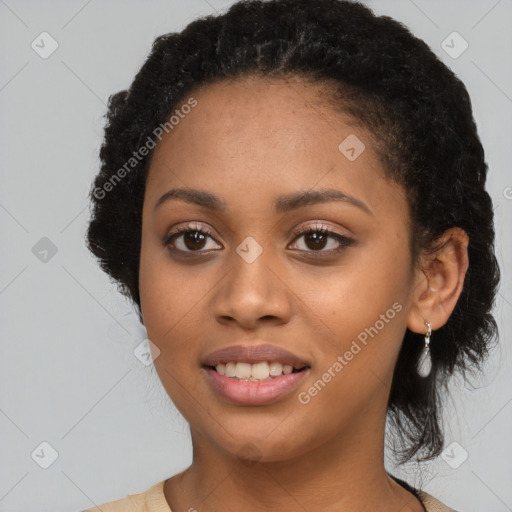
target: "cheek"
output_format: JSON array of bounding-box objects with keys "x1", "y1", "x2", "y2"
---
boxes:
[
  {"x1": 294, "y1": 240, "x2": 412, "y2": 383},
  {"x1": 139, "y1": 243, "x2": 203, "y2": 411},
  {"x1": 300, "y1": 243, "x2": 409, "y2": 330},
  {"x1": 138, "y1": 233, "x2": 219, "y2": 392},
  {"x1": 139, "y1": 233, "x2": 196, "y2": 338},
  {"x1": 139, "y1": 239, "x2": 168, "y2": 333}
]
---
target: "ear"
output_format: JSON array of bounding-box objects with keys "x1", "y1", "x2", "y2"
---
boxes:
[{"x1": 407, "y1": 227, "x2": 469, "y2": 334}]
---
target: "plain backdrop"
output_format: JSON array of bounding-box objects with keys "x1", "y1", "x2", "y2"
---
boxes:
[{"x1": 0, "y1": 1, "x2": 511, "y2": 510}]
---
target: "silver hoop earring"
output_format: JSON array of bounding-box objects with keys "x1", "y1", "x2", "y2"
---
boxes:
[{"x1": 417, "y1": 321, "x2": 432, "y2": 378}]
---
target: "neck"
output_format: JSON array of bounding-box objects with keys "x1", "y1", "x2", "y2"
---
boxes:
[{"x1": 164, "y1": 409, "x2": 423, "y2": 511}]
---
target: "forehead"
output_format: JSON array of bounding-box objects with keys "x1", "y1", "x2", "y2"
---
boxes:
[
  {"x1": 145, "y1": 75, "x2": 404, "y2": 216},
  {"x1": 152, "y1": 75, "x2": 362, "y2": 147}
]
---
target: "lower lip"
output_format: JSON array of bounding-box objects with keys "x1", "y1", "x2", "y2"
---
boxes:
[{"x1": 203, "y1": 367, "x2": 310, "y2": 406}]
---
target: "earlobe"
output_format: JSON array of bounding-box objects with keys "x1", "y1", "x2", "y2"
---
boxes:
[{"x1": 407, "y1": 227, "x2": 469, "y2": 335}]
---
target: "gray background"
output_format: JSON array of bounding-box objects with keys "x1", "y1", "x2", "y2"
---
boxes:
[{"x1": 0, "y1": 0, "x2": 510, "y2": 510}]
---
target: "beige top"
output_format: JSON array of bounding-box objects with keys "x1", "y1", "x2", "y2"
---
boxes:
[{"x1": 84, "y1": 480, "x2": 457, "y2": 511}]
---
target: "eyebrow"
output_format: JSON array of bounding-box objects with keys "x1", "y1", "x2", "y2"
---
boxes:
[{"x1": 154, "y1": 187, "x2": 372, "y2": 215}]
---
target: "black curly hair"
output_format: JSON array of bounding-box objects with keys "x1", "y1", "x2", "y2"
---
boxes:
[{"x1": 86, "y1": 0, "x2": 499, "y2": 463}]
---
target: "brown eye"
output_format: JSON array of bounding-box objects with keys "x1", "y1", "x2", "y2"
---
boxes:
[
  {"x1": 303, "y1": 231, "x2": 329, "y2": 250},
  {"x1": 165, "y1": 226, "x2": 222, "y2": 253},
  {"x1": 290, "y1": 225, "x2": 353, "y2": 253},
  {"x1": 182, "y1": 231, "x2": 207, "y2": 250}
]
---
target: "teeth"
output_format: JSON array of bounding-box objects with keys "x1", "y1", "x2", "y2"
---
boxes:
[
  {"x1": 235, "y1": 362, "x2": 252, "y2": 379},
  {"x1": 283, "y1": 365, "x2": 293, "y2": 374},
  {"x1": 269, "y1": 362, "x2": 283, "y2": 376},
  {"x1": 213, "y1": 361, "x2": 303, "y2": 380},
  {"x1": 225, "y1": 362, "x2": 236, "y2": 377},
  {"x1": 251, "y1": 362, "x2": 270, "y2": 379}
]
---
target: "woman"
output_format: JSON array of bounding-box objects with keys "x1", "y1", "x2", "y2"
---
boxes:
[{"x1": 85, "y1": 0, "x2": 499, "y2": 510}]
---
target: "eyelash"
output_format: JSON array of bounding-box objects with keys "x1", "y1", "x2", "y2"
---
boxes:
[
  {"x1": 293, "y1": 224, "x2": 353, "y2": 254},
  {"x1": 163, "y1": 222, "x2": 353, "y2": 256}
]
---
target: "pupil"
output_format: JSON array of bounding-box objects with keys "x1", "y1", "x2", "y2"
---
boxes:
[
  {"x1": 306, "y1": 232, "x2": 327, "y2": 250},
  {"x1": 185, "y1": 231, "x2": 206, "y2": 250}
]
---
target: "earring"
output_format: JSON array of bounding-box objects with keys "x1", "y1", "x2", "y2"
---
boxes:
[{"x1": 417, "y1": 321, "x2": 432, "y2": 378}]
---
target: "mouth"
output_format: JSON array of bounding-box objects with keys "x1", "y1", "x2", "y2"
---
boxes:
[
  {"x1": 203, "y1": 361, "x2": 309, "y2": 381},
  {"x1": 201, "y1": 343, "x2": 311, "y2": 380},
  {"x1": 202, "y1": 365, "x2": 310, "y2": 406},
  {"x1": 201, "y1": 344, "x2": 311, "y2": 405}
]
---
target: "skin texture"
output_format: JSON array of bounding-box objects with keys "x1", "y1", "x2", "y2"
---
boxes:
[{"x1": 139, "y1": 76, "x2": 469, "y2": 511}]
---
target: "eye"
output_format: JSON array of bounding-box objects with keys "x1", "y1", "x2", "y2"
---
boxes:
[
  {"x1": 164, "y1": 222, "x2": 353, "y2": 255},
  {"x1": 289, "y1": 223, "x2": 353, "y2": 253},
  {"x1": 164, "y1": 223, "x2": 222, "y2": 253}
]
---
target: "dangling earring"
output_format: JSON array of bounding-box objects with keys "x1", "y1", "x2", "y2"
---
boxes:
[{"x1": 417, "y1": 321, "x2": 432, "y2": 378}]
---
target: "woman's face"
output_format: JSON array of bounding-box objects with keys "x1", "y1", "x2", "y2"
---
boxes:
[{"x1": 139, "y1": 76, "x2": 418, "y2": 462}]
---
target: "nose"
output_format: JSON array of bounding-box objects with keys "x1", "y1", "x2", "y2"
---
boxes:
[{"x1": 211, "y1": 248, "x2": 293, "y2": 330}]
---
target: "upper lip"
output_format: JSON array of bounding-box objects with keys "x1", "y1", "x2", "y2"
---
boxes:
[{"x1": 202, "y1": 344, "x2": 310, "y2": 368}]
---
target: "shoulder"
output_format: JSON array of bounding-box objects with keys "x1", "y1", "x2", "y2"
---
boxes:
[
  {"x1": 388, "y1": 473, "x2": 459, "y2": 512},
  {"x1": 82, "y1": 492, "x2": 145, "y2": 512},
  {"x1": 82, "y1": 480, "x2": 171, "y2": 512},
  {"x1": 417, "y1": 489, "x2": 460, "y2": 512}
]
